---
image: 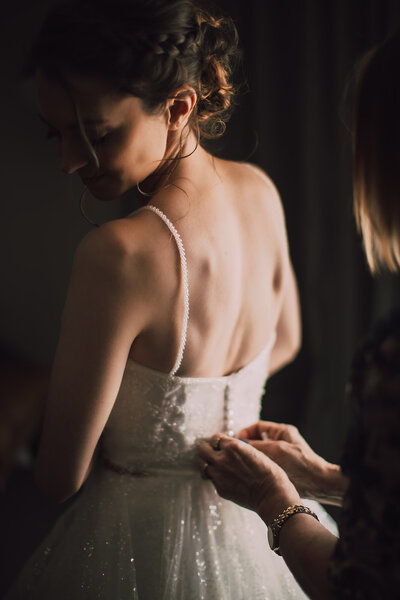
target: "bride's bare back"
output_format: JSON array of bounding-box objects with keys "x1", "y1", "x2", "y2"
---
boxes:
[
  {"x1": 35, "y1": 141, "x2": 299, "y2": 503},
  {"x1": 126, "y1": 147, "x2": 300, "y2": 378},
  {"x1": 32, "y1": 0, "x2": 299, "y2": 503}
]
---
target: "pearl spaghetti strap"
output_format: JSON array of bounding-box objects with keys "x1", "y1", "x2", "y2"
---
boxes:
[{"x1": 141, "y1": 204, "x2": 189, "y2": 376}]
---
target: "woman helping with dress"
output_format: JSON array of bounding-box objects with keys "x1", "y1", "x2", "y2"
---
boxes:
[
  {"x1": 5, "y1": 0, "x2": 337, "y2": 598},
  {"x1": 198, "y1": 25, "x2": 400, "y2": 600}
]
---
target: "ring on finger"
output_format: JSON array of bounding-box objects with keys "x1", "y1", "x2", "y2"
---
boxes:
[
  {"x1": 211, "y1": 437, "x2": 222, "y2": 451},
  {"x1": 201, "y1": 462, "x2": 211, "y2": 480}
]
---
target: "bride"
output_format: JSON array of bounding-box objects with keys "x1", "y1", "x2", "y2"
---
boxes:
[{"x1": 6, "y1": 0, "x2": 336, "y2": 598}]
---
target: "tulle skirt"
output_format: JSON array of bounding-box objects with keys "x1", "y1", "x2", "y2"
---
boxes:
[{"x1": 5, "y1": 465, "x2": 337, "y2": 599}]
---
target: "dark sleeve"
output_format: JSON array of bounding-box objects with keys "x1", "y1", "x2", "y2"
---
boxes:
[{"x1": 329, "y1": 312, "x2": 400, "y2": 600}]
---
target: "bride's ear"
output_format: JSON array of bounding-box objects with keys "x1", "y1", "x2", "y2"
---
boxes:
[{"x1": 167, "y1": 86, "x2": 197, "y2": 131}]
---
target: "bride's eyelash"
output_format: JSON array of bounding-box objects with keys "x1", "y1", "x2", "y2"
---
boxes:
[
  {"x1": 43, "y1": 124, "x2": 110, "y2": 146},
  {"x1": 89, "y1": 134, "x2": 108, "y2": 146}
]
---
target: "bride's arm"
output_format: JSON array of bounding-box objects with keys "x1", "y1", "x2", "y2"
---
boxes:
[
  {"x1": 268, "y1": 260, "x2": 301, "y2": 375},
  {"x1": 242, "y1": 163, "x2": 301, "y2": 375},
  {"x1": 34, "y1": 222, "x2": 152, "y2": 503}
]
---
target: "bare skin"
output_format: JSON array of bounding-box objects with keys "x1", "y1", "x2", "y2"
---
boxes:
[
  {"x1": 239, "y1": 421, "x2": 349, "y2": 506},
  {"x1": 197, "y1": 421, "x2": 348, "y2": 597},
  {"x1": 198, "y1": 434, "x2": 338, "y2": 600},
  {"x1": 34, "y1": 72, "x2": 301, "y2": 503}
]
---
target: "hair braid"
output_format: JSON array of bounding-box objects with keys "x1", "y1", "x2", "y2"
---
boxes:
[{"x1": 27, "y1": 0, "x2": 240, "y2": 140}]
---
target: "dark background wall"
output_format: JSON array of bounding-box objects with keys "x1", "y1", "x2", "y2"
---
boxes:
[
  {"x1": 214, "y1": 0, "x2": 400, "y2": 464},
  {"x1": 1, "y1": 0, "x2": 400, "y2": 593}
]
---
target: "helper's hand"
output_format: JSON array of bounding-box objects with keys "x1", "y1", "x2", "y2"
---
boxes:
[
  {"x1": 198, "y1": 434, "x2": 300, "y2": 524},
  {"x1": 238, "y1": 421, "x2": 347, "y2": 506}
]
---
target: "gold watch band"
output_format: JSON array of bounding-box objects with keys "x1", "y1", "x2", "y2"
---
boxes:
[{"x1": 268, "y1": 504, "x2": 319, "y2": 555}]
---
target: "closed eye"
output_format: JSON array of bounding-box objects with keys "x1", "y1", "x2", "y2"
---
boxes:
[{"x1": 89, "y1": 133, "x2": 109, "y2": 146}]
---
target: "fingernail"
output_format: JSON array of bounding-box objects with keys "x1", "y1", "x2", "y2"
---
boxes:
[{"x1": 239, "y1": 438, "x2": 249, "y2": 444}]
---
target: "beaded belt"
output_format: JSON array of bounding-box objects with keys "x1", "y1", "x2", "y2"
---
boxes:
[
  {"x1": 102, "y1": 456, "x2": 150, "y2": 477},
  {"x1": 102, "y1": 456, "x2": 199, "y2": 478}
]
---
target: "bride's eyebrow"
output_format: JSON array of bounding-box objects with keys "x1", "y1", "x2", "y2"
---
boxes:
[{"x1": 37, "y1": 113, "x2": 110, "y2": 130}]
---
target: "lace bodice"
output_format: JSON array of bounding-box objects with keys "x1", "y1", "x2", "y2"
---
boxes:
[
  {"x1": 102, "y1": 335, "x2": 275, "y2": 473},
  {"x1": 100, "y1": 204, "x2": 276, "y2": 473}
]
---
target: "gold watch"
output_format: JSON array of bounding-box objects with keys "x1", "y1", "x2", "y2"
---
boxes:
[{"x1": 267, "y1": 504, "x2": 319, "y2": 556}]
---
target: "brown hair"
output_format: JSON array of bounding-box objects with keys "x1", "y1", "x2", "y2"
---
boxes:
[
  {"x1": 27, "y1": 0, "x2": 240, "y2": 142},
  {"x1": 353, "y1": 32, "x2": 400, "y2": 273}
]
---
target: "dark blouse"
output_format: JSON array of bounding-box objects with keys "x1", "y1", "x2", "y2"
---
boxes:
[{"x1": 329, "y1": 310, "x2": 400, "y2": 599}]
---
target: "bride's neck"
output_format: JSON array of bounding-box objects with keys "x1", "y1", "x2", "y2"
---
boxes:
[{"x1": 142, "y1": 133, "x2": 214, "y2": 198}]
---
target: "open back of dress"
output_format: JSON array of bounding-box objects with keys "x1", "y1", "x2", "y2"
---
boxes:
[{"x1": 5, "y1": 206, "x2": 336, "y2": 600}]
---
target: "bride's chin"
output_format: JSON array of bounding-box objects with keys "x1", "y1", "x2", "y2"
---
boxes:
[
  {"x1": 88, "y1": 180, "x2": 125, "y2": 202},
  {"x1": 91, "y1": 190, "x2": 121, "y2": 202}
]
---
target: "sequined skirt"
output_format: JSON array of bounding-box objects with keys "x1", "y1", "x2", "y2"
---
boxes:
[{"x1": 4, "y1": 463, "x2": 335, "y2": 599}]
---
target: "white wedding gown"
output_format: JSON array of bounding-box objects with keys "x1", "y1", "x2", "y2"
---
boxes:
[{"x1": 5, "y1": 206, "x2": 337, "y2": 599}]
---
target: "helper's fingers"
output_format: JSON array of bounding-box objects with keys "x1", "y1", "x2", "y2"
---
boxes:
[
  {"x1": 249, "y1": 440, "x2": 293, "y2": 464},
  {"x1": 198, "y1": 441, "x2": 217, "y2": 462},
  {"x1": 249, "y1": 439, "x2": 276, "y2": 453},
  {"x1": 237, "y1": 421, "x2": 266, "y2": 439},
  {"x1": 209, "y1": 433, "x2": 231, "y2": 451},
  {"x1": 255, "y1": 421, "x2": 305, "y2": 444}
]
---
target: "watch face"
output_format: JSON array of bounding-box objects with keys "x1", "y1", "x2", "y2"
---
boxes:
[{"x1": 267, "y1": 527, "x2": 275, "y2": 550}]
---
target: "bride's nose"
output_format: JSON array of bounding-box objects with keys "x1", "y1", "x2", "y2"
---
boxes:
[{"x1": 59, "y1": 138, "x2": 90, "y2": 174}]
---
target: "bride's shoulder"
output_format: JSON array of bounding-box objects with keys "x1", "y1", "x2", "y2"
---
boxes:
[
  {"x1": 223, "y1": 160, "x2": 287, "y2": 228},
  {"x1": 236, "y1": 162, "x2": 280, "y2": 197},
  {"x1": 73, "y1": 210, "x2": 169, "y2": 285},
  {"x1": 221, "y1": 160, "x2": 282, "y2": 203}
]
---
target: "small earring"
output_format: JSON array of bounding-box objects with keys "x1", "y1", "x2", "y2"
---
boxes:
[
  {"x1": 79, "y1": 187, "x2": 99, "y2": 227},
  {"x1": 136, "y1": 180, "x2": 152, "y2": 198}
]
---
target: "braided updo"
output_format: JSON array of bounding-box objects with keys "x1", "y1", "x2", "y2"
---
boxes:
[{"x1": 28, "y1": 0, "x2": 240, "y2": 140}]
